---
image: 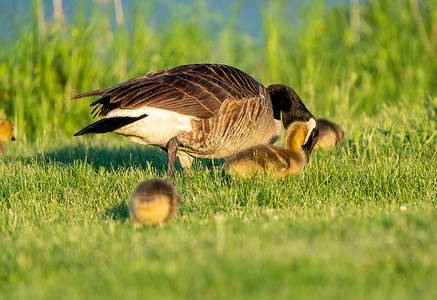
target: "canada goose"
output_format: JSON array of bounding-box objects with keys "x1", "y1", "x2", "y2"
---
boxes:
[
  {"x1": 72, "y1": 64, "x2": 319, "y2": 174},
  {"x1": 314, "y1": 119, "x2": 344, "y2": 151},
  {"x1": 224, "y1": 119, "x2": 316, "y2": 179},
  {"x1": 129, "y1": 179, "x2": 181, "y2": 226},
  {"x1": 0, "y1": 119, "x2": 15, "y2": 157}
]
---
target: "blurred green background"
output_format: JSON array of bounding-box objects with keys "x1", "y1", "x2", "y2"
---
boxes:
[{"x1": 0, "y1": 0, "x2": 436, "y2": 141}]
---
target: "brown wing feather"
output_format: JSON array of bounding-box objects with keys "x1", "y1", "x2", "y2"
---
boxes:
[{"x1": 72, "y1": 64, "x2": 265, "y2": 119}]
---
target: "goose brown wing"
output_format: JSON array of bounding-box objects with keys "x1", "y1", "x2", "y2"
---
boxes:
[{"x1": 72, "y1": 64, "x2": 264, "y2": 119}]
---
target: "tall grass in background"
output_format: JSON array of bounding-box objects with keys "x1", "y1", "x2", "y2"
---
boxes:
[{"x1": 0, "y1": 0, "x2": 436, "y2": 140}]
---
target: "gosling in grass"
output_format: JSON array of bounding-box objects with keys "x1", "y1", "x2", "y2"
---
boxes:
[
  {"x1": 129, "y1": 179, "x2": 181, "y2": 226},
  {"x1": 0, "y1": 119, "x2": 15, "y2": 157},
  {"x1": 224, "y1": 119, "x2": 317, "y2": 179},
  {"x1": 314, "y1": 119, "x2": 344, "y2": 151}
]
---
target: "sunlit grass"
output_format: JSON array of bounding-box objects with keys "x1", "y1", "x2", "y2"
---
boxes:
[{"x1": 1, "y1": 101, "x2": 436, "y2": 298}]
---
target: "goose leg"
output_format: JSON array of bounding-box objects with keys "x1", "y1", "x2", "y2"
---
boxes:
[{"x1": 166, "y1": 137, "x2": 181, "y2": 177}]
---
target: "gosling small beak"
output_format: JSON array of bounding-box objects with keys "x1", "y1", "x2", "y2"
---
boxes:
[{"x1": 11, "y1": 136, "x2": 15, "y2": 141}]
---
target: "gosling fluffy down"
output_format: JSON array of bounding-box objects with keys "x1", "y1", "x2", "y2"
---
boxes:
[
  {"x1": 0, "y1": 119, "x2": 15, "y2": 157},
  {"x1": 224, "y1": 119, "x2": 317, "y2": 179},
  {"x1": 314, "y1": 119, "x2": 344, "y2": 151},
  {"x1": 129, "y1": 179, "x2": 181, "y2": 226}
]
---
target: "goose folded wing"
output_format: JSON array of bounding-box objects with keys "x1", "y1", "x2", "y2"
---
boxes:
[{"x1": 72, "y1": 64, "x2": 264, "y2": 119}]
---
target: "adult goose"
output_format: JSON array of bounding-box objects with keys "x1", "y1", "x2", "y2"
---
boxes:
[{"x1": 72, "y1": 64, "x2": 318, "y2": 173}]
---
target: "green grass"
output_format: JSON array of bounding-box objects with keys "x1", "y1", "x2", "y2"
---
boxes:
[
  {"x1": 1, "y1": 0, "x2": 437, "y2": 299},
  {"x1": 1, "y1": 99, "x2": 436, "y2": 299}
]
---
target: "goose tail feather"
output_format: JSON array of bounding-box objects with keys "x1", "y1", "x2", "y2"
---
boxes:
[
  {"x1": 74, "y1": 114, "x2": 147, "y2": 136},
  {"x1": 71, "y1": 90, "x2": 105, "y2": 100}
]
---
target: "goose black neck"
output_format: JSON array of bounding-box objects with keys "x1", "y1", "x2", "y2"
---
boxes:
[{"x1": 267, "y1": 84, "x2": 315, "y2": 129}]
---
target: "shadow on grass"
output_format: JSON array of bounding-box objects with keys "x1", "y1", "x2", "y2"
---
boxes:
[
  {"x1": 106, "y1": 201, "x2": 130, "y2": 221},
  {"x1": 6, "y1": 143, "x2": 171, "y2": 172},
  {"x1": 46, "y1": 143, "x2": 170, "y2": 172},
  {"x1": 5, "y1": 137, "x2": 230, "y2": 180}
]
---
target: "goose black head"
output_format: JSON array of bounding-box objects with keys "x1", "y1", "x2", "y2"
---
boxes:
[
  {"x1": 267, "y1": 84, "x2": 319, "y2": 154},
  {"x1": 302, "y1": 118, "x2": 319, "y2": 156}
]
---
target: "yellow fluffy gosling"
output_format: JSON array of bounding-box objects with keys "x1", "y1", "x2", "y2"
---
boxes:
[
  {"x1": 0, "y1": 119, "x2": 15, "y2": 157},
  {"x1": 224, "y1": 119, "x2": 316, "y2": 179},
  {"x1": 129, "y1": 179, "x2": 181, "y2": 226},
  {"x1": 314, "y1": 119, "x2": 344, "y2": 151}
]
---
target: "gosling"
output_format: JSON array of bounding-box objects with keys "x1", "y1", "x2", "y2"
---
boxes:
[
  {"x1": 314, "y1": 119, "x2": 344, "y2": 151},
  {"x1": 129, "y1": 179, "x2": 181, "y2": 226},
  {"x1": 0, "y1": 119, "x2": 15, "y2": 157},
  {"x1": 224, "y1": 119, "x2": 316, "y2": 179}
]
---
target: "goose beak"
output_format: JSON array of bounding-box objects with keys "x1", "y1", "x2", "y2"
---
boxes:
[
  {"x1": 11, "y1": 136, "x2": 15, "y2": 141},
  {"x1": 303, "y1": 147, "x2": 310, "y2": 163},
  {"x1": 303, "y1": 126, "x2": 319, "y2": 155}
]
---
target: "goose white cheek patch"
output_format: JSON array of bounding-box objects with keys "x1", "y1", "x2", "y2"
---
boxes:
[{"x1": 304, "y1": 118, "x2": 317, "y2": 144}]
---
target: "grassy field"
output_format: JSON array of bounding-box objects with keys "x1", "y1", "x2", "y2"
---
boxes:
[{"x1": 1, "y1": 0, "x2": 437, "y2": 299}]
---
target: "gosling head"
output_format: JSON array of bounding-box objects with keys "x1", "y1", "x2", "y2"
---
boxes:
[
  {"x1": 0, "y1": 119, "x2": 15, "y2": 142},
  {"x1": 267, "y1": 84, "x2": 319, "y2": 153},
  {"x1": 129, "y1": 179, "x2": 181, "y2": 227},
  {"x1": 285, "y1": 119, "x2": 318, "y2": 160}
]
